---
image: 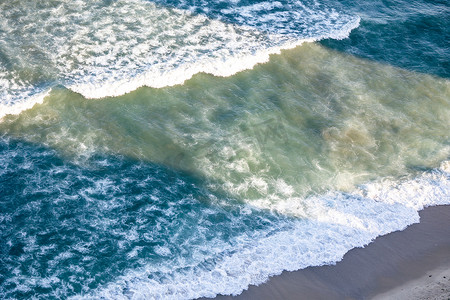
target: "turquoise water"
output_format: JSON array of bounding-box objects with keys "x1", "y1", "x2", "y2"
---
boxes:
[{"x1": 0, "y1": 0, "x2": 449, "y2": 299}]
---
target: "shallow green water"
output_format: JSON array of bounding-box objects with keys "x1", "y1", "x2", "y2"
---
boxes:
[{"x1": 2, "y1": 44, "x2": 448, "y2": 204}]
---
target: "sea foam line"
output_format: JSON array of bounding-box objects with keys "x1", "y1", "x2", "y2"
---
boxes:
[
  {"x1": 74, "y1": 162, "x2": 449, "y2": 300},
  {"x1": 68, "y1": 17, "x2": 360, "y2": 99},
  {"x1": 0, "y1": 89, "x2": 51, "y2": 120}
]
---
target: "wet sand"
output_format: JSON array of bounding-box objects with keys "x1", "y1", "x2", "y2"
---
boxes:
[
  {"x1": 373, "y1": 266, "x2": 450, "y2": 300},
  {"x1": 205, "y1": 205, "x2": 450, "y2": 300}
]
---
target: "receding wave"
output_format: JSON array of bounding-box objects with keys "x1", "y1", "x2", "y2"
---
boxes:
[{"x1": 0, "y1": 0, "x2": 359, "y2": 118}]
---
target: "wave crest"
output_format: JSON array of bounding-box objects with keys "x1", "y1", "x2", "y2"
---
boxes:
[{"x1": 0, "y1": 0, "x2": 359, "y2": 118}]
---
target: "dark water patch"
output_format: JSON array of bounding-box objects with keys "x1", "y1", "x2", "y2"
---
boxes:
[{"x1": 321, "y1": 0, "x2": 450, "y2": 78}]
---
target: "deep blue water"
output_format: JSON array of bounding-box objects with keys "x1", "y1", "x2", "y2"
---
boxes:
[{"x1": 321, "y1": 0, "x2": 449, "y2": 78}]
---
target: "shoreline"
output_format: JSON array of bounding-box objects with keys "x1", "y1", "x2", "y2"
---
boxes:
[{"x1": 205, "y1": 205, "x2": 450, "y2": 300}]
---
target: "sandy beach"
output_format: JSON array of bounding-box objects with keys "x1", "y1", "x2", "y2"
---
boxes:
[
  {"x1": 373, "y1": 266, "x2": 450, "y2": 300},
  {"x1": 206, "y1": 205, "x2": 450, "y2": 300}
]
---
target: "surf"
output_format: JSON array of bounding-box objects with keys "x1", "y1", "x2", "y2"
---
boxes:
[{"x1": 0, "y1": 0, "x2": 359, "y2": 119}]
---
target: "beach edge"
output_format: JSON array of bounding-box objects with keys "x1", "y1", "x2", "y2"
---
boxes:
[{"x1": 204, "y1": 205, "x2": 450, "y2": 300}]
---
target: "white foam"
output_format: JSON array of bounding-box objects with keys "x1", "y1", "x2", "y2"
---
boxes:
[
  {"x1": 0, "y1": 89, "x2": 51, "y2": 120},
  {"x1": 65, "y1": 13, "x2": 358, "y2": 99},
  {"x1": 0, "y1": 0, "x2": 360, "y2": 118},
  {"x1": 75, "y1": 165, "x2": 449, "y2": 300},
  {"x1": 1, "y1": 137, "x2": 448, "y2": 299},
  {"x1": 357, "y1": 161, "x2": 450, "y2": 210}
]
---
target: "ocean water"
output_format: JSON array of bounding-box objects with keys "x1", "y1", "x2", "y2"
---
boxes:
[{"x1": 0, "y1": 0, "x2": 449, "y2": 299}]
